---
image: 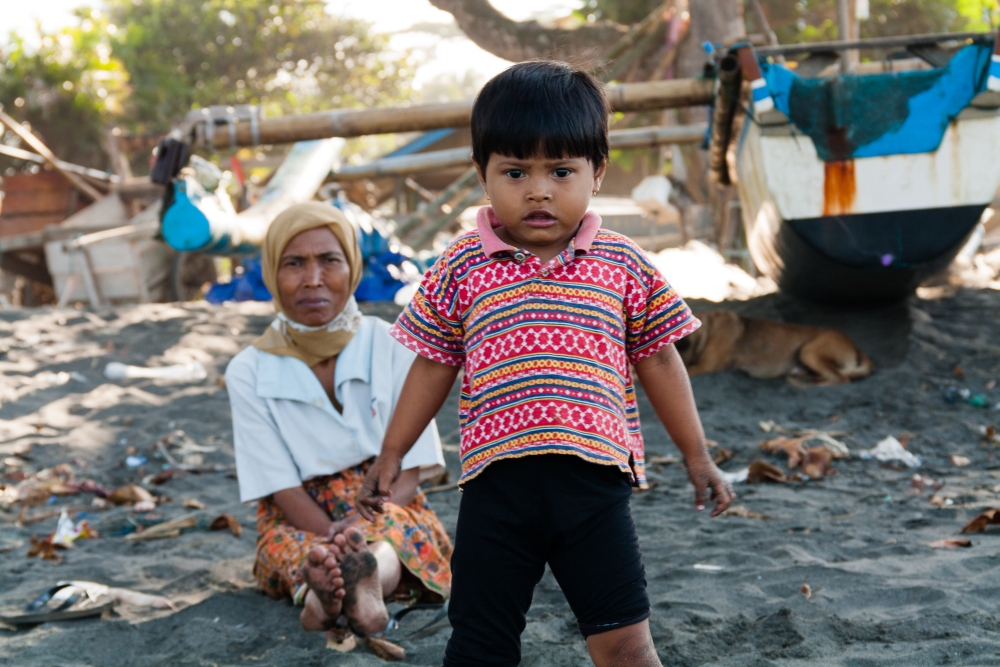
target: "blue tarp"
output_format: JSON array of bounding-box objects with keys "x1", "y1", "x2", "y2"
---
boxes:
[{"x1": 760, "y1": 43, "x2": 992, "y2": 161}]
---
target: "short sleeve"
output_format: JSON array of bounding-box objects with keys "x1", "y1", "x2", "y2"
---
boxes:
[
  {"x1": 390, "y1": 251, "x2": 465, "y2": 366},
  {"x1": 623, "y1": 245, "x2": 701, "y2": 364},
  {"x1": 225, "y1": 350, "x2": 304, "y2": 502}
]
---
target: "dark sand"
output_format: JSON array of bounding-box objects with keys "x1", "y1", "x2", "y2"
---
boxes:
[{"x1": 2, "y1": 288, "x2": 1000, "y2": 666}]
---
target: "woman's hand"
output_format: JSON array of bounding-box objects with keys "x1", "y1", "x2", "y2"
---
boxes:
[
  {"x1": 356, "y1": 454, "x2": 402, "y2": 521},
  {"x1": 685, "y1": 451, "x2": 735, "y2": 517}
]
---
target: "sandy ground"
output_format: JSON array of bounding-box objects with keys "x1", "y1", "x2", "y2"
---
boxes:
[{"x1": 3, "y1": 286, "x2": 1000, "y2": 666}]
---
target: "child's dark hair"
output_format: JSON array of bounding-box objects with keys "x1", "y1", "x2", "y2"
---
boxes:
[{"x1": 471, "y1": 61, "x2": 609, "y2": 174}]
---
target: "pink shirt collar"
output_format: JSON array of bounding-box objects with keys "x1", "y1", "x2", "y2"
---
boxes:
[{"x1": 476, "y1": 206, "x2": 603, "y2": 258}]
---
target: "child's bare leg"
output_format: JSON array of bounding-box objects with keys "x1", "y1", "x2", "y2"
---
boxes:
[
  {"x1": 586, "y1": 620, "x2": 661, "y2": 667},
  {"x1": 330, "y1": 527, "x2": 394, "y2": 636},
  {"x1": 300, "y1": 545, "x2": 346, "y2": 631}
]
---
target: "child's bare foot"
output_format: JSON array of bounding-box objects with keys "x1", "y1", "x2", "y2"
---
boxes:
[
  {"x1": 333, "y1": 527, "x2": 390, "y2": 636},
  {"x1": 300, "y1": 545, "x2": 346, "y2": 632}
]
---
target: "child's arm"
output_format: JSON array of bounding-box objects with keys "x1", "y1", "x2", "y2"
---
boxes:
[
  {"x1": 356, "y1": 356, "x2": 460, "y2": 521},
  {"x1": 633, "y1": 344, "x2": 735, "y2": 517}
]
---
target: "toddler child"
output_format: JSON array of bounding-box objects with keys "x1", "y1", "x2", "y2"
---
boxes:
[{"x1": 357, "y1": 61, "x2": 734, "y2": 667}]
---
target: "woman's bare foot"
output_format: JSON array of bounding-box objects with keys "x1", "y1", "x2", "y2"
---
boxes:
[
  {"x1": 333, "y1": 527, "x2": 390, "y2": 636},
  {"x1": 300, "y1": 545, "x2": 346, "y2": 632}
]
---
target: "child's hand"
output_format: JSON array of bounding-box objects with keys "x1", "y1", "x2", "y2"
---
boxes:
[
  {"x1": 685, "y1": 452, "x2": 735, "y2": 517},
  {"x1": 356, "y1": 455, "x2": 402, "y2": 522}
]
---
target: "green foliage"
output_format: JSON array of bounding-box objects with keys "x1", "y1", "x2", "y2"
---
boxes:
[
  {"x1": 0, "y1": 0, "x2": 413, "y2": 171},
  {"x1": 105, "y1": 0, "x2": 413, "y2": 131},
  {"x1": 0, "y1": 11, "x2": 127, "y2": 169}
]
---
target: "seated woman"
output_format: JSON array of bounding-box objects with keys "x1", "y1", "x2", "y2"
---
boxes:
[{"x1": 225, "y1": 202, "x2": 451, "y2": 636}]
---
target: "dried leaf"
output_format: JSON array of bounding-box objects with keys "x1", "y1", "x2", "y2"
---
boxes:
[
  {"x1": 800, "y1": 447, "x2": 834, "y2": 479},
  {"x1": 647, "y1": 455, "x2": 679, "y2": 465},
  {"x1": 961, "y1": 508, "x2": 1000, "y2": 533},
  {"x1": 150, "y1": 469, "x2": 180, "y2": 485},
  {"x1": 897, "y1": 432, "x2": 916, "y2": 449},
  {"x1": 183, "y1": 498, "x2": 206, "y2": 510},
  {"x1": 712, "y1": 447, "x2": 734, "y2": 465},
  {"x1": 209, "y1": 513, "x2": 242, "y2": 537},
  {"x1": 124, "y1": 516, "x2": 197, "y2": 541},
  {"x1": 800, "y1": 583, "x2": 812, "y2": 600},
  {"x1": 953, "y1": 366, "x2": 965, "y2": 379},
  {"x1": 760, "y1": 436, "x2": 810, "y2": 469},
  {"x1": 326, "y1": 630, "x2": 357, "y2": 652},
  {"x1": 367, "y1": 636, "x2": 406, "y2": 660},
  {"x1": 747, "y1": 461, "x2": 787, "y2": 484},
  {"x1": 27, "y1": 535, "x2": 64, "y2": 561},
  {"x1": 108, "y1": 485, "x2": 155, "y2": 506},
  {"x1": 721, "y1": 505, "x2": 765, "y2": 519},
  {"x1": 927, "y1": 538, "x2": 972, "y2": 549},
  {"x1": 950, "y1": 455, "x2": 971, "y2": 467}
]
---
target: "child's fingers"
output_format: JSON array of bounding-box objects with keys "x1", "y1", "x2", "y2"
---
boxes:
[{"x1": 708, "y1": 478, "x2": 736, "y2": 518}]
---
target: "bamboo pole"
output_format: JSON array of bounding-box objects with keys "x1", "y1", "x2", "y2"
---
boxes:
[
  {"x1": 331, "y1": 123, "x2": 707, "y2": 182},
  {"x1": 0, "y1": 109, "x2": 104, "y2": 201},
  {"x1": 396, "y1": 167, "x2": 480, "y2": 239},
  {"x1": 412, "y1": 184, "x2": 485, "y2": 250},
  {"x1": 0, "y1": 144, "x2": 119, "y2": 183},
  {"x1": 201, "y1": 80, "x2": 713, "y2": 150}
]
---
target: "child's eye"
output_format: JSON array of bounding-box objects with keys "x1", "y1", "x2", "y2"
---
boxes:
[
  {"x1": 553, "y1": 168, "x2": 572, "y2": 178},
  {"x1": 504, "y1": 169, "x2": 524, "y2": 179}
]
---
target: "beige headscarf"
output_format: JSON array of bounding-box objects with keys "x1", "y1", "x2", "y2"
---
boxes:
[{"x1": 253, "y1": 202, "x2": 364, "y2": 367}]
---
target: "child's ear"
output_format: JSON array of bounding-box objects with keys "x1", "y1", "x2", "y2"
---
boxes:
[
  {"x1": 593, "y1": 157, "x2": 607, "y2": 189},
  {"x1": 474, "y1": 158, "x2": 488, "y2": 191}
]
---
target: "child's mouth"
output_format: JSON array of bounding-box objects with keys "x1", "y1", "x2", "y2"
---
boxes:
[{"x1": 523, "y1": 211, "x2": 557, "y2": 228}]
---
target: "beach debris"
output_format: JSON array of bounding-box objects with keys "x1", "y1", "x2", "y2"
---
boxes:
[
  {"x1": 209, "y1": 513, "x2": 242, "y2": 537},
  {"x1": 979, "y1": 424, "x2": 999, "y2": 445},
  {"x1": 104, "y1": 361, "x2": 207, "y2": 383},
  {"x1": 761, "y1": 436, "x2": 810, "y2": 468},
  {"x1": 720, "y1": 467, "x2": 749, "y2": 484},
  {"x1": 950, "y1": 455, "x2": 971, "y2": 467},
  {"x1": 149, "y1": 469, "x2": 181, "y2": 485},
  {"x1": 930, "y1": 494, "x2": 955, "y2": 507},
  {"x1": 954, "y1": 366, "x2": 965, "y2": 379},
  {"x1": 800, "y1": 447, "x2": 835, "y2": 479},
  {"x1": 961, "y1": 509, "x2": 1000, "y2": 533},
  {"x1": 692, "y1": 564, "x2": 724, "y2": 572},
  {"x1": 747, "y1": 461, "x2": 788, "y2": 484},
  {"x1": 706, "y1": 440, "x2": 734, "y2": 465},
  {"x1": 124, "y1": 515, "x2": 198, "y2": 541},
  {"x1": 943, "y1": 386, "x2": 991, "y2": 408},
  {"x1": 721, "y1": 505, "x2": 765, "y2": 519},
  {"x1": 647, "y1": 455, "x2": 679, "y2": 465},
  {"x1": 3, "y1": 465, "x2": 109, "y2": 509},
  {"x1": 368, "y1": 636, "x2": 406, "y2": 660},
  {"x1": 108, "y1": 485, "x2": 155, "y2": 506},
  {"x1": 927, "y1": 538, "x2": 972, "y2": 549},
  {"x1": 800, "y1": 583, "x2": 812, "y2": 600},
  {"x1": 51, "y1": 508, "x2": 98, "y2": 547},
  {"x1": 910, "y1": 474, "x2": 944, "y2": 494},
  {"x1": 133, "y1": 501, "x2": 157, "y2": 513},
  {"x1": 326, "y1": 629, "x2": 358, "y2": 652},
  {"x1": 182, "y1": 498, "x2": 206, "y2": 510},
  {"x1": 858, "y1": 436, "x2": 921, "y2": 467},
  {"x1": 125, "y1": 455, "x2": 147, "y2": 468},
  {"x1": 27, "y1": 535, "x2": 65, "y2": 561}
]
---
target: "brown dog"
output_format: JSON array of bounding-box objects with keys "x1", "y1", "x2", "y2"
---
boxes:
[{"x1": 674, "y1": 310, "x2": 873, "y2": 386}]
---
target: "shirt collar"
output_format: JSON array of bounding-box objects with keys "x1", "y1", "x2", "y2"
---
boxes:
[
  {"x1": 256, "y1": 317, "x2": 373, "y2": 405},
  {"x1": 476, "y1": 206, "x2": 603, "y2": 259}
]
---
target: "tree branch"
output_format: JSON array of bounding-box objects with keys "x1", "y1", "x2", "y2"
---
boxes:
[{"x1": 428, "y1": 0, "x2": 627, "y2": 64}]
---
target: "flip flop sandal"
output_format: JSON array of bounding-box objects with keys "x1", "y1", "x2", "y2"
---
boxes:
[
  {"x1": 0, "y1": 582, "x2": 115, "y2": 626},
  {"x1": 381, "y1": 600, "x2": 449, "y2": 640}
]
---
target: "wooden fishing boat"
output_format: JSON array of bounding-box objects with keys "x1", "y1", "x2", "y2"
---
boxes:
[{"x1": 719, "y1": 32, "x2": 1000, "y2": 303}]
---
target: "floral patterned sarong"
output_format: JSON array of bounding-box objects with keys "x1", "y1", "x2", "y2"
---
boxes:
[{"x1": 254, "y1": 462, "x2": 452, "y2": 601}]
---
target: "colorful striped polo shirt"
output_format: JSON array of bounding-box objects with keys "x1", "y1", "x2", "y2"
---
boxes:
[{"x1": 390, "y1": 206, "x2": 700, "y2": 488}]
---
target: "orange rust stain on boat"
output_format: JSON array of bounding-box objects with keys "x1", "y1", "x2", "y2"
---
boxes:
[{"x1": 823, "y1": 160, "x2": 856, "y2": 216}]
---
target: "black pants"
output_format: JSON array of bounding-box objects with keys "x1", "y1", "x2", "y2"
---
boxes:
[{"x1": 443, "y1": 455, "x2": 651, "y2": 667}]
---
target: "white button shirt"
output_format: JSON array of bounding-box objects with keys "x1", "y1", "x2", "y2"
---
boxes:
[{"x1": 226, "y1": 315, "x2": 445, "y2": 502}]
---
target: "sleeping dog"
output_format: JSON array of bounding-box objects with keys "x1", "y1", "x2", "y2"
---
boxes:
[{"x1": 675, "y1": 310, "x2": 873, "y2": 386}]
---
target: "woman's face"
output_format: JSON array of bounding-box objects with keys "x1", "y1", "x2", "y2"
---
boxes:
[{"x1": 276, "y1": 226, "x2": 351, "y2": 327}]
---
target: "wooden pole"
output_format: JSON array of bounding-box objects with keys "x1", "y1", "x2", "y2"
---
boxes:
[
  {"x1": 0, "y1": 144, "x2": 119, "y2": 183},
  {"x1": 201, "y1": 79, "x2": 713, "y2": 150},
  {"x1": 331, "y1": 123, "x2": 708, "y2": 182},
  {"x1": 0, "y1": 109, "x2": 104, "y2": 201}
]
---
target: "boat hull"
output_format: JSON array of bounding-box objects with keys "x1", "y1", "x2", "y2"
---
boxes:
[{"x1": 736, "y1": 109, "x2": 1000, "y2": 303}]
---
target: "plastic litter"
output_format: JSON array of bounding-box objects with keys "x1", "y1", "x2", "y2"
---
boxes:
[
  {"x1": 104, "y1": 361, "x2": 207, "y2": 382},
  {"x1": 125, "y1": 455, "x2": 147, "y2": 468},
  {"x1": 720, "y1": 467, "x2": 749, "y2": 484},
  {"x1": 50, "y1": 509, "x2": 98, "y2": 548},
  {"x1": 859, "y1": 436, "x2": 922, "y2": 467},
  {"x1": 944, "y1": 386, "x2": 991, "y2": 407}
]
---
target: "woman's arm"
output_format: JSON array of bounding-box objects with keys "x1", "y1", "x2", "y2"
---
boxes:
[{"x1": 273, "y1": 486, "x2": 335, "y2": 536}]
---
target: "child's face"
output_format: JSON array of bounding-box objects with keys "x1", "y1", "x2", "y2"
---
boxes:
[{"x1": 477, "y1": 153, "x2": 605, "y2": 254}]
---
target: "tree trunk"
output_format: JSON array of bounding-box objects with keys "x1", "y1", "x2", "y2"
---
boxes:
[{"x1": 427, "y1": 0, "x2": 627, "y2": 64}]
